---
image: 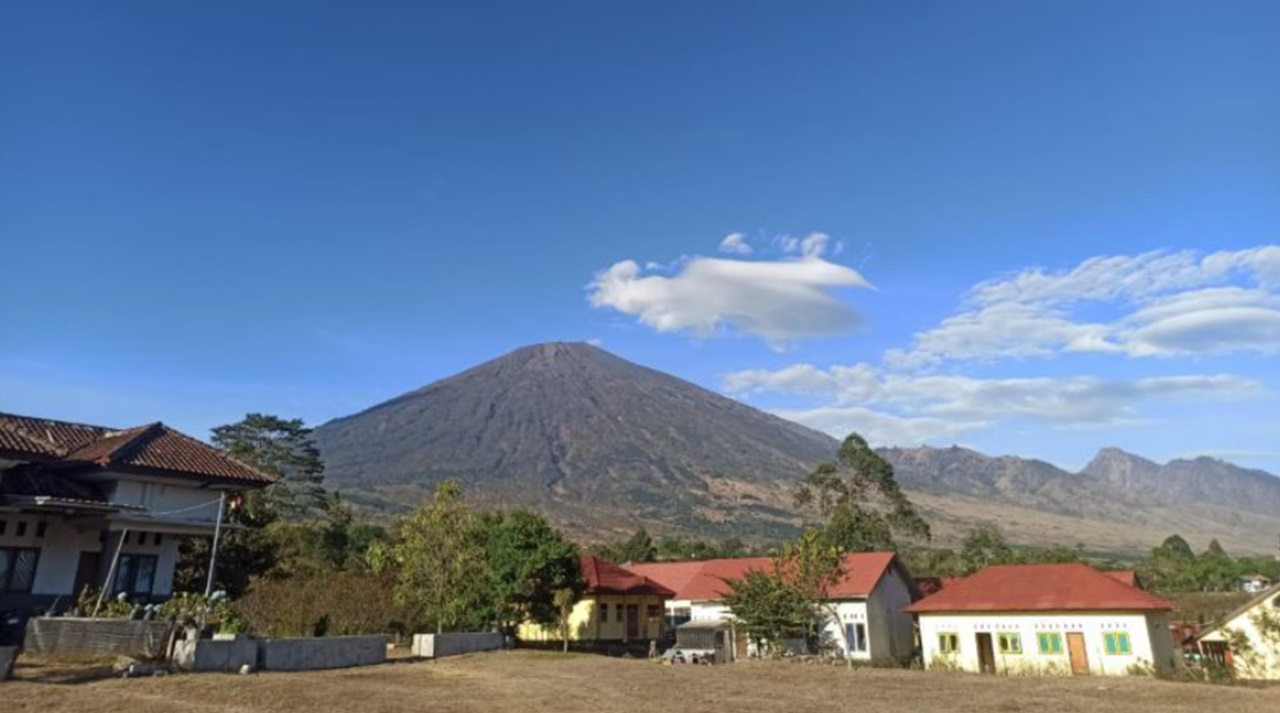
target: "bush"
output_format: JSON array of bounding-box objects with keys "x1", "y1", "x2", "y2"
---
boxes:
[{"x1": 235, "y1": 572, "x2": 408, "y2": 639}]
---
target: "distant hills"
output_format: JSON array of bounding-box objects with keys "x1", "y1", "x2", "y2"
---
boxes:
[{"x1": 314, "y1": 342, "x2": 1280, "y2": 556}]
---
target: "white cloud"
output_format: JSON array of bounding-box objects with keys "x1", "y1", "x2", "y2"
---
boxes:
[
  {"x1": 888, "y1": 246, "x2": 1280, "y2": 367},
  {"x1": 725, "y1": 361, "x2": 1262, "y2": 444},
  {"x1": 718, "y1": 232, "x2": 752, "y2": 255},
  {"x1": 587, "y1": 252, "x2": 874, "y2": 345}
]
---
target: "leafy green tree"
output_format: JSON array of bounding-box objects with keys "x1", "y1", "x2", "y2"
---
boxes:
[
  {"x1": 721, "y1": 568, "x2": 812, "y2": 657},
  {"x1": 960, "y1": 525, "x2": 1014, "y2": 573},
  {"x1": 598, "y1": 527, "x2": 657, "y2": 563},
  {"x1": 211, "y1": 413, "x2": 327, "y2": 514},
  {"x1": 795, "y1": 434, "x2": 930, "y2": 552},
  {"x1": 369, "y1": 479, "x2": 490, "y2": 633},
  {"x1": 479, "y1": 509, "x2": 581, "y2": 637}
]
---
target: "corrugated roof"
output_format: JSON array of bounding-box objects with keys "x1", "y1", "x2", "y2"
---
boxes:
[
  {"x1": 630, "y1": 552, "x2": 899, "y2": 602},
  {"x1": 0, "y1": 411, "x2": 273, "y2": 485},
  {"x1": 580, "y1": 555, "x2": 676, "y2": 597},
  {"x1": 905, "y1": 563, "x2": 1173, "y2": 614}
]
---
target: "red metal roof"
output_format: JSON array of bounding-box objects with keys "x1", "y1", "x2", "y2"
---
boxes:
[
  {"x1": 1102, "y1": 570, "x2": 1140, "y2": 588},
  {"x1": 630, "y1": 552, "x2": 899, "y2": 602},
  {"x1": 0, "y1": 412, "x2": 272, "y2": 485},
  {"x1": 580, "y1": 555, "x2": 676, "y2": 597},
  {"x1": 904, "y1": 563, "x2": 1173, "y2": 614}
]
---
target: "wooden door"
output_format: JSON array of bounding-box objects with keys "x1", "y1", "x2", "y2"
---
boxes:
[
  {"x1": 626, "y1": 604, "x2": 639, "y2": 640},
  {"x1": 976, "y1": 633, "x2": 996, "y2": 674},
  {"x1": 1067, "y1": 632, "x2": 1089, "y2": 675}
]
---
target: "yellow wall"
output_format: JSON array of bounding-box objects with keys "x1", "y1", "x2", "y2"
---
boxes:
[{"x1": 519, "y1": 593, "x2": 666, "y2": 642}]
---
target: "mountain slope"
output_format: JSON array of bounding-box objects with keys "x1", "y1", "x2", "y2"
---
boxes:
[
  {"x1": 316, "y1": 342, "x2": 1280, "y2": 554},
  {"x1": 315, "y1": 342, "x2": 838, "y2": 537}
]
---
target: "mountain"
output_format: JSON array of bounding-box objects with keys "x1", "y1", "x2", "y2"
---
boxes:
[
  {"x1": 314, "y1": 342, "x2": 838, "y2": 539},
  {"x1": 882, "y1": 446, "x2": 1280, "y2": 555},
  {"x1": 316, "y1": 342, "x2": 1280, "y2": 555}
]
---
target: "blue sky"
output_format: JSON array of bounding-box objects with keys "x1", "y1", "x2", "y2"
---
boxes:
[{"x1": 2, "y1": 1, "x2": 1278, "y2": 472}]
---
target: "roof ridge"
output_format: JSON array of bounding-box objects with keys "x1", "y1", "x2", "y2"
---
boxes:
[
  {"x1": 0, "y1": 410, "x2": 116, "y2": 432},
  {"x1": 0, "y1": 418, "x2": 71, "y2": 456},
  {"x1": 155, "y1": 425, "x2": 277, "y2": 483}
]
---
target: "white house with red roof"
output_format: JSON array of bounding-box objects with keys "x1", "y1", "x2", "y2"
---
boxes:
[
  {"x1": 0, "y1": 411, "x2": 273, "y2": 625},
  {"x1": 630, "y1": 552, "x2": 919, "y2": 662},
  {"x1": 905, "y1": 563, "x2": 1177, "y2": 676}
]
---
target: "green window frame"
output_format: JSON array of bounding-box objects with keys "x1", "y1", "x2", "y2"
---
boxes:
[
  {"x1": 997, "y1": 633, "x2": 1022, "y2": 654},
  {"x1": 1037, "y1": 632, "x2": 1063, "y2": 655},
  {"x1": 599, "y1": 603, "x2": 609, "y2": 622},
  {"x1": 1103, "y1": 632, "x2": 1131, "y2": 655},
  {"x1": 938, "y1": 632, "x2": 959, "y2": 654}
]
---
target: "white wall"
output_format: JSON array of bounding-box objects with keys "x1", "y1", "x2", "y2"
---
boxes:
[
  {"x1": 918, "y1": 612, "x2": 1174, "y2": 676},
  {"x1": 1200, "y1": 592, "x2": 1280, "y2": 679},
  {"x1": 109, "y1": 478, "x2": 223, "y2": 525}
]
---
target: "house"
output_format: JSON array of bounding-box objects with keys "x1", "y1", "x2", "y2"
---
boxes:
[
  {"x1": 1239, "y1": 574, "x2": 1273, "y2": 594},
  {"x1": 0, "y1": 412, "x2": 273, "y2": 621},
  {"x1": 905, "y1": 563, "x2": 1177, "y2": 676},
  {"x1": 1195, "y1": 582, "x2": 1280, "y2": 679},
  {"x1": 518, "y1": 555, "x2": 674, "y2": 645},
  {"x1": 630, "y1": 552, "x2": 920, "y2": 662}
]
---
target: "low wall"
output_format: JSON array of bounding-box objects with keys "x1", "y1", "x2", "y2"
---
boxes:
[
  {"x1": 23, "y1": 618, "x2": 175, "y2": 659},
  {"x1": 256, "y1": 635, "x2": 388, "y2": 671},
  {"x1": 412, "y1": 632, "x2": 503, "y2": 659},
  {"x1": 172, "y1": 637, "x2": 258, "y2": 673},
  {"x1": 1, "y1": 645, "x2": 16, "y2": 681}
]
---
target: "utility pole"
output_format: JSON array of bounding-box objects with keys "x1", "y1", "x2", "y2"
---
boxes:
[{"x1": 204, "y1": 491, "x2": 228, "y2": 597}]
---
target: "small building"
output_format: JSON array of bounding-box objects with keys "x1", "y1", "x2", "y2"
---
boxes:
[
  {"x1": 518, "y1": 555, "x2": 674, "y2": 644},
  {"x1": 1196, "y1": 583, "x2": 1280, "y2": 679},
  {"x1": 1239, "y1": 574, "x2": 1273, "y2": 594},
  {"x1": 905, "y1": 563, "x2": 1176, "y2": 676},
  {"x1": 0, "y1": 412, "x2": 273, "y2": 624},
  {"x1": 630, "y1": 552, "x2": 919, "y2": 662}
]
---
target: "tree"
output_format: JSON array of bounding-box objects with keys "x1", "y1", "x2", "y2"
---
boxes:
[
  {"x1": 721, "y1": 568, "x2": 811, "y2": 657},
  {"x1": 479, "y1": 509, "x2": 581, "y2": 637},
  {"x1": 369, "y1": 479, "x2": 490, "y2": 633},
  {"x1": 598, "y1": 527, "x2": 657, "y2": 564},
  {"x1": 553, "y1": 587, "x2": 577, "y2": 653},
  {"x1": 960, "y1": 525, "x2": 1013, "y2": 574},
  {"x1": 795, "y1": 434, "x2": 930, "y2": 552},
  {"x1": 211, "y1": 413, "x2": 327, "y2": 515}
]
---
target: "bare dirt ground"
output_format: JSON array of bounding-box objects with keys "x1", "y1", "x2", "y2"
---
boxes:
[{"x1": 6, "y1": 650, "x2": 1279, "y2": 713}]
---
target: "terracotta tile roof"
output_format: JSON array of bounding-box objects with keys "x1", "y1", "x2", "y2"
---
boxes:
[
  {"x1": 904, "y1": 563, "x2": 1173, "y2": 614},
  {"x1": 580, "y1": 555, "x2": 676, "y2": 597},
  {"x1": 630, "y1": 552, "x2": 900, "y2": 602},
  {"x1": 0, "y1": 411, "x2": 272, "y2": 485}
]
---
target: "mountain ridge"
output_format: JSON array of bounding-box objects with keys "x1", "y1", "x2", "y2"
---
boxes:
[{"x1": 314, "y1": 342, "x2": 1280, "y2": 555}]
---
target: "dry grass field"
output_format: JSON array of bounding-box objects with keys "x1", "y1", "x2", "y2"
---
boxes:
[{"x1": 6, "y1": 650, "x2": 1279, "y2": 713}]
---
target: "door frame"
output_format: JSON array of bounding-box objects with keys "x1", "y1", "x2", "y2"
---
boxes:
[
  {"x1": 625, "y1": 604, "x2": 640, "y2": 640},
  {"x1": 975, "y1": 632, "x2": 996, "y2": 674}
]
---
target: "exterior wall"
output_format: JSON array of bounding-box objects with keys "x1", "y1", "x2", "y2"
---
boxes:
[
  {"x1": 519, "y1": 593, "x2": 666, "y2": 642},
  {"x1": 1199, "y1": 593, "x2": 1280, "y2": 679},
  {"x1": 822, "y1": 600, "x2": 871, "y2": 659},
  {"x1": 1, "y1": 516, "x2": 100, "y2": 597},
  {"x1": 919, "y1": 611, "x2": 1174, "y2": 676},
  {"x1": 866, "y1": 567, "x2": 916, "y2": 661},
  {"x1": 109, "y1": 477, "x2": 223, "y2": 526}
]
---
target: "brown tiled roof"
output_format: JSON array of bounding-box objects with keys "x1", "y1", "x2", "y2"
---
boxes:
[
  {"x1": 904, "y1": 563, "x2": 1173, "y2": 614},
  {"x1": 0, "y1": 411, "x2": 273, "y2": 485}
]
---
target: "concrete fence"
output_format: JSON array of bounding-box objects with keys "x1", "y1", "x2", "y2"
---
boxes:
[
  {"x1": 411, "y1": 632, "x2": 503, "y2": 659},
  {"x1": 23, "y1": 618, "x2": 176, "y2": 659},
  {"x1": 174, "y1": 635, "x2": 388, "y2": 672}
]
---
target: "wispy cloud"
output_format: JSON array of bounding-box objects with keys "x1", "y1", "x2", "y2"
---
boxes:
[
  {"x1": 887, "y1": 246, "x2": 1280, "y2": 368},
  {"x1": 718, "y1": 232, "x2": 752, "y2": 255}
]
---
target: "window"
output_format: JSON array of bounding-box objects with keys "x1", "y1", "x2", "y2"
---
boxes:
[
  {"x1": 112, "y1": 554, "x2": 158, "y2": 598},
  {"x1": 154, "y1": 533, "x2": 163, "y2": 546},
  {"x1": 1037, "y1": 632, "x2": 1063, "y2": 655},
  {"x1": 997, "y1": 633, "x2": 1022, "y2": 654},
  {"x1": 1103, "y1": 632, "x2": 1131, "y2": 656},
  {"x1": 616, "y1": 604, "x2": 625, "y2": 622},
  {"x1": 646, "y1": 605, "x2": 661, "y2": 620},
  {"x1": 36, "y1": 521, "x2": 48, "y2": 538},
  {"x1": 845, "y1": 623, "x2": 867, "y2": 653},
  {"x1": 938, "y1": 633, "x2": 959, "y2": 654},
  {"x1": 599, "y1": 603, "x2": 609, "y2": 621},
  {"x1": 0, "y1": 547, "x2": 40, "y2": 593},
  {"x1": 0, "y1": 520, "x2": 6, "y2": 536},
  {"x1": 16, "y1": 521, "x2": 27, "y2": 537}
]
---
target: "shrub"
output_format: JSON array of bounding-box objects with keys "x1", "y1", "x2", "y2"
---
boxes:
[{"x1": 235, "y1": 572, "x2": 408, "y2": 638}]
